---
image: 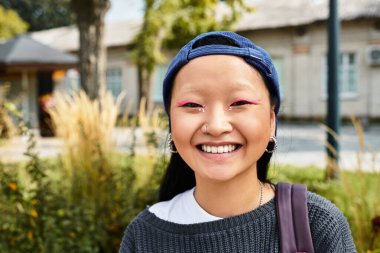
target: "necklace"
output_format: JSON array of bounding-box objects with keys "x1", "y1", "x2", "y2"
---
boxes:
[{"x1": 258, "y1": 181, "x2": 263, "y2": 208}]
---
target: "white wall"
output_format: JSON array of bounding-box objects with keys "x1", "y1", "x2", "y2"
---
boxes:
[{"x1": 242, "y1": 19, "x2": 380, "y2": 120}]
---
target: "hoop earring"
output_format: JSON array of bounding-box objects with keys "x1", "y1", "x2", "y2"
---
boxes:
[
  {"x1": 167, "y1": 133, "x2": 178, "y2": 153},
  {"x1": 265, "y1": 136, "x2": 278, "y2": 153}
]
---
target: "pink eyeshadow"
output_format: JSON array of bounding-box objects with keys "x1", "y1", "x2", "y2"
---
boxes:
[
  {"x1": 235, "y1": 99, "x2": 261, "y2": 104},
  {"x1": 176, "y1": 101, "x2": 197, "y2": 106}
]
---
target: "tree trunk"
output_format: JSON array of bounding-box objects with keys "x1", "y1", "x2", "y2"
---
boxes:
[
  {"x1": 137, "y1": 66, "x2": 154, "y2": 115},
  {"x1": 70, "y1": 0, "x2": 110, "y2": 100},
  {"x1": 136, "y1": 27, "x2": 166, "y2": 115}
]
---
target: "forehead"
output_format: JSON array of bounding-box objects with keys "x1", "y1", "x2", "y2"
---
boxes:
[{"x1": 172, "y1": 55, "x2": 267, "y2": 95}]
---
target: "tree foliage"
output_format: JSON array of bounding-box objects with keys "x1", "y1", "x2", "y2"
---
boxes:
[
  {"x1": 0, "y1": 5, "x2": 28, "y2": 39},
  {"x1": 133, "y1": 0, "x2": 251, "y2": 114},
  {"x1": 0, "y1": 0, "x2": 74, "y2": 31},
  {"x1": 165, "y1": 0, "x2": 250, "y2": 48}
]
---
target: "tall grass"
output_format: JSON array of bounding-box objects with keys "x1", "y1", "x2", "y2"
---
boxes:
[
  {"x1": 47, "y1": 88, "x2": 133, "y2": 252},
  {"x1": 320, "y1": 117, "x2": 380, "y2": 252},
  {"x1": 48, "y1": 88, "x2": 123, "y2": 202},
  {"x1": 340, "y1": 117, "x2": 380, "y2": 252},
  {"x1": 46, "y1": 90, "x2": 168, "y2": 251}
]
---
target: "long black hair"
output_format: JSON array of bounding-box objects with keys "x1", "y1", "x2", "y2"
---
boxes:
[{"x1": 159, "y1": 35, "x2": 279, "y2": 201}]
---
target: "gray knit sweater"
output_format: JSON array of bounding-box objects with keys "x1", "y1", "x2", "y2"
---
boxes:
[{"x1": 119, "y1": 192, "x2": 356, "y2": 252}]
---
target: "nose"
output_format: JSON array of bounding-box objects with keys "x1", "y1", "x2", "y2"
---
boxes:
[{"x1": 204, "y1": 105, "x2": 233, "y2": 136}]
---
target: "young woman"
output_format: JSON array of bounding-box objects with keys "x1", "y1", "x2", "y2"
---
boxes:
[{"x1": 119, "y1": 31, "x2": 356, "y2": 252}]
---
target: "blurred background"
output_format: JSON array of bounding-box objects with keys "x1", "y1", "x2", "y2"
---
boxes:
[{"x1": 0, "y1": 0, "x2": 379, "y2": 252}]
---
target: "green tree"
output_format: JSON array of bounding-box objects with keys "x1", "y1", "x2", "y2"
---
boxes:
[
  {"x1": 69, "y1": 0, "x2": 111, "y2": 100},
  {"x1": 0, "y1": 5, "x2": 28, "y2": 39},
  {"x1": 0, "y1": 0, "x2": 74, "y2": 31},
  {"x1": 134, "y1": 0, "x2": 251, "y2": 114}
]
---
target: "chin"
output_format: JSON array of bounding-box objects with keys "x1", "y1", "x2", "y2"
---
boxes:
[{"x1": 200, "y1": 169, "x2": 246, "y2": 183}]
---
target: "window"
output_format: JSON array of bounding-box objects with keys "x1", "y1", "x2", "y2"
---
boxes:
[
  {"x1": 106, "y1": 68, "x2": 122, "y2": 98},
  {"x1": 323, "y1": 52, "x2": 358, "y2": 98},
  {"x1": 153, "y1": 64, "x2": 168, "y2": 102}
]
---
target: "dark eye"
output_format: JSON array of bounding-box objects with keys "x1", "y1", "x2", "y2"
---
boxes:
[
  {"x1": 230, "y1": 100, "x2": 251, "y2": 107},
  {"x1": 182, "y1": 102, "x2": 202, "y2": 108},
  {"x1": 230, "y1": 99, "x2": 261, "y2": 107}
]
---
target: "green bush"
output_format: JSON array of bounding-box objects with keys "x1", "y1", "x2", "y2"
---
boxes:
[
  {"x1": 272, "y1": 165, "x2": 380, "y2": 252},
  {"x1": 1, "y1": 150, "x2": 379, "y2": 252},
  {"x1": 0, "y1": 135, "x2": 166, "y2": 253}
]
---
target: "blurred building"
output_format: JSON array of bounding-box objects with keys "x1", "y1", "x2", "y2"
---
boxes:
[
  {"x1": 0, "y1": 35, "x2": 77, "y2": 133},
  {"x1": 236, "y1": 0, "x2": 380, "y2": 122},
  {"x1": 24, "y1": 0, "x2": 380, "y2": 123}
]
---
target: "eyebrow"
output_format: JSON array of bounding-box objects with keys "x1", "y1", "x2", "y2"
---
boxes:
[
  {"x1": 175, "y1": 86, "x2": 204, "y2": 94},
  {"x1": 231, "y1": 80, "x2": 263, "y2": 93}
]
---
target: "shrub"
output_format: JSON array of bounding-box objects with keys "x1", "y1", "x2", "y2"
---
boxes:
[
  {"x1": 0, "y1": 89, "x2": 167, "y2": 252},
  {"x1": 0, "y1": 84, "x2": 17, "y2": 139}
]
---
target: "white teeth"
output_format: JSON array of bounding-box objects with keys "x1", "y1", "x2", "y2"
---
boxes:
[{"x1": 201, "y1": 144, "x2": 237, "y2": 154}]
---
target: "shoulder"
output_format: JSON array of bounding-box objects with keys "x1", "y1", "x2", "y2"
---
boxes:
[
  {"x1": 119, "y1": 209, "x2": 153, "y2": 253},
  {"x1": 306, "y1": 191, "x2": 356, "y2": 252},
  {"x1": 307, "y1": 191, "x2": 343, "y2": 220}
]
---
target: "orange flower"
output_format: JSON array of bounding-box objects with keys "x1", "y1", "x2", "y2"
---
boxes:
[
  {"x1": 8, "y1": 183, "x2": 17, "y2": 191},
  {"x1": 31, "y1": 209, "x2": 38, "y2": 218}
]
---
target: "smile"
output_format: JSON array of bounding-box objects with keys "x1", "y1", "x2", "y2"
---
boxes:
[{"x1": 200, "y1": 144, "x2": 240, "y2": 154}]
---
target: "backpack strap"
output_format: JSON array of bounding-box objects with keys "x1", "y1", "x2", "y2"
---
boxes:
[{"x1": 276, "y1": 182, "x2": 314, "y2": 253}]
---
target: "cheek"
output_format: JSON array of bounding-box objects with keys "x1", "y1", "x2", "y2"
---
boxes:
[
  {"x1": 170, "y1": 112, "x2": 200, "y2": 142},
  {"x1": 237, "y1": 110, "x2": 272, "y2": 139}
]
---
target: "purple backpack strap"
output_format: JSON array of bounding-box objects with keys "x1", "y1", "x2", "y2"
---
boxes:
[{"x1": 276, "y1": 182, "x2": 314, "y2": 253}]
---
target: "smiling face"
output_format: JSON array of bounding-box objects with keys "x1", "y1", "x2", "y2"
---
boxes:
[{"x1": 169, "y1": 55, "x2": 276, "y2": 185}]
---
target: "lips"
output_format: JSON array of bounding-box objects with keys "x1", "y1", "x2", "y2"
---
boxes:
[{"x1": 199, "y1": 144, "x2": 241, "y2": 154}]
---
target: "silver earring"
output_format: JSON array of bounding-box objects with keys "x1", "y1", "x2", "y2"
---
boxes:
[
  {"x1": 167, "y1": 133, "x2": 178, "y2": 153},
  {"x1": 265, "y1": 136, "x2": 278, "y2": 153}
]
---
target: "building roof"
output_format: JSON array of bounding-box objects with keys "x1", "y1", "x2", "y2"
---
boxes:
[
  {"x1": 235, "y1": 0, "x2": 380, "y2": 31},
  {"x1": 29, "y1": 0, "x2": 380, "y2": 52},
  {"x1": 0, "y1": 35, "x2": 77, "y2": 67},
  {"x1": 30, "y1": 18, "x2": 143, "y2": 52}
]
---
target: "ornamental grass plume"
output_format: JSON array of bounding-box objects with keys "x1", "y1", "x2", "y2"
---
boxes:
[
  {"x1": 47, "y1": 88, "x2": 132, "y2": 252},
  {"x1": 48, "y1": 88, "x2": 124, "y2": 203},
  {"x1": 48, "y1": 88, "x2": 122, "y2": 154}
]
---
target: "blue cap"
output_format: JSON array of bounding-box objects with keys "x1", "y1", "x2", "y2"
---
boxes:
[{"x1": 162, "y1": 31, "x2": 281, "y2": 117}]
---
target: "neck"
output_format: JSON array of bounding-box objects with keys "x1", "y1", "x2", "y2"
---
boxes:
[{"x1": 194, "y1": 170, "x2": 262, "y2": 218}]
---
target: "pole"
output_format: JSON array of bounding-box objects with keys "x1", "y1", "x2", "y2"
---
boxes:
[{"x1": 326, "y1": 0, "x2": 340, "y2": 179}]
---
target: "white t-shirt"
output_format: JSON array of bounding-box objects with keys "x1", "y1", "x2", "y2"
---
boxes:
[{"x1": 149, "y1": 187, "x2": 222, "y2": 224}]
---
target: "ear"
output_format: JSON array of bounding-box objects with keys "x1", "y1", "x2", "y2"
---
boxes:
[{"x1": 269, "y1": 109, "x2": 276, "y2": 137}]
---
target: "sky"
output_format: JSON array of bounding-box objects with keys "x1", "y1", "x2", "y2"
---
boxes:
[
  {"x1": 105, "y1": 0, "x2": 257, "y2": 22},
  {"x1": 105, "y1": 0, "x2": 144, "y2": 22}
]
